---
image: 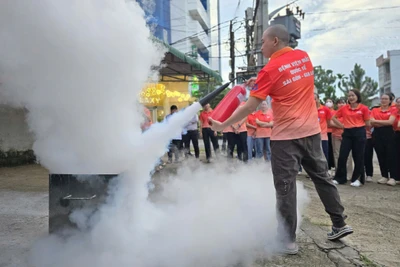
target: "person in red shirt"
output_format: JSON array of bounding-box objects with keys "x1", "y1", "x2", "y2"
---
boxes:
[
  {"x1": 315, "y1": 94, "x2": 332, "y2": 163},
  {"x1": 226, "y1": 102, "x2": 248, "y2": 162},
  {"x1": 393, "y1": 97, "x2": 400, "y2": 184},
  {"x1": 370, "y1": 93, "x2": 398, "y2": 186},
  {"x1": 246, "y1": 110, "x2": 258, "y2": 160},
  {"x1": 140, "y1": 107, "x2": 152, "y2": 132},
  {"x1": 199, "y1": 103, "x2": 219, "y2": 163},
  {"x1": 325, "y1": 98, "x2": 336, "y2": 173},
  {"x1": 331, "y1": 99, "x2": 354, "y2": 179},
  {"x1": 209, "y1": 25, "x2": 351, "y2": 253},
  {"x1": 255, "y1": 101, "x2": 273, "y2": 161},
  {"x1": 332, "y1": 89, "x2": 370, "y2": 187}
]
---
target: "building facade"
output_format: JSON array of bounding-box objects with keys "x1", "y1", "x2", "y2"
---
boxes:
[
  {"x1": 376, "y1": 50, "x2": 400, "y2": 98},
  {"x1": 137, "y1": 0, "x2": 222, "y2": 121},
  {"x1": 168, "y1": 0, "x2": 221, "y2": 72}
]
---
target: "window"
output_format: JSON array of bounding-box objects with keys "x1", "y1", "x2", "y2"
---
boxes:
[{"x1": 200, "y1": 0, "x2": 207, "y2": 11}]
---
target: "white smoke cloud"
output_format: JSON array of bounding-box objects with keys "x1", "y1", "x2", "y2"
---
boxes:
[
  {"x1": 30, "y1": 162, "x2": 309, "y2": 267},
  {"x1": 0, "y1": 0, "x2": 164, "y2": 174},
  {"x1": 0, "y1": 1, "x2": 310, "y2": 266}
]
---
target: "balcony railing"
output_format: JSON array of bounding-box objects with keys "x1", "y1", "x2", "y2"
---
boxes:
[{"x1": 187, "y1": 0, "x2": 210, "y2": 30}]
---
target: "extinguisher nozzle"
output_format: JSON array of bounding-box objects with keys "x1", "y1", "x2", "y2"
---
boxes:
[{"x1": 199, "y1": 80, "x2": 234, "y2": 107}]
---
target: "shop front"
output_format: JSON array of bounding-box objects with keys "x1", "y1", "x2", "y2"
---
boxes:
[
  {"x1": 140, "y1": 79, "x2": 196, "y2": 122},
  {"x1": 140, "y1": 41, "x2": 222, "y2": 122}
]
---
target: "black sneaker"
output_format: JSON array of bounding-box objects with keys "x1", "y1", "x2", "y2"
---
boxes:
[{"x1": 327, "y1": 225, "x2": 353, "y2": 241}]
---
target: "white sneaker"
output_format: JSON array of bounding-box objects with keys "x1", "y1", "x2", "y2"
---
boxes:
[
  {"x1": 378, "y1": 177, "x2": 389, "y2": 184},
  {"x1": 350, "y1": 180, "x2": 362, "y2": 187},
  {"x1": 366, "y1": 176, "x2": 373, "y2": 182},
  {"x1": 333, "y1": 180, "x2": 339, "y2": 185},
  {"x1": 387, "y1": 178, "x2": 397, "y2": 186}
]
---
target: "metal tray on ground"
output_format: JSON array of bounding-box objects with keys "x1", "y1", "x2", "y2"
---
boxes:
[{"x1": 48, "y1": 174, "x2": 117, "y2": 233}]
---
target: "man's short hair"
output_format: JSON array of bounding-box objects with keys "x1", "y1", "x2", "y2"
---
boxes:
[
  {"x1": 266, "y1": 25, "x2": 289, "y2": 46},
  {"x1": 170, "y1": 105, "x2": 178, "y2": 111}
]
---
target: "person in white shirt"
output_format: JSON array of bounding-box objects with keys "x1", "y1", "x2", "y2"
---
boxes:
[
  {"x1": 183, "y1": 114, "x2": 200, "y2": 158},
  {"x1": 165, "y1": 105, "x2": 182, "y2": 163}
]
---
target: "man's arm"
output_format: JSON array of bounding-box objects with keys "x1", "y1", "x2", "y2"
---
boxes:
[{"x1": 210, "y1": 96, "x2": 262, "y2": 131}]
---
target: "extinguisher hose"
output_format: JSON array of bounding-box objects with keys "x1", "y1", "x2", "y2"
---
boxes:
[{"x1": 198, "y1": 77, "x2": 239, "y2": 106}]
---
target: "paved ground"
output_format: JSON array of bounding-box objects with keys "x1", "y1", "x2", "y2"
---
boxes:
[{"x1": 0, "y1": 160, "x2": 399, "y2": 267}]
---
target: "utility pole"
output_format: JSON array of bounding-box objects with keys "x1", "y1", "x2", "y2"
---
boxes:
[
  {"x1": 245, "y1": 8, "x2": 255, "y2": 68},
  {"x1": 254, "y1": 0, "x2": 269, "y2": 72},
  {"x1": 229, "y1": 20, "x2": 235, "y2": 84}
]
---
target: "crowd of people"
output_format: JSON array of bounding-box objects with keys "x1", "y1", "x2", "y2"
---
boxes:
[
  {"x1": 141, "y1": 91, "x2": 400, "y2": 188},
  {"x1": 140, "y1": 24, "x2": 400, "y2": 254}
]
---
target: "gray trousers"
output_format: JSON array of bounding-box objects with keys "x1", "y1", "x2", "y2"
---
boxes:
[{"x1": 271, "y1": 133, "x2": 346, "y2": 243}]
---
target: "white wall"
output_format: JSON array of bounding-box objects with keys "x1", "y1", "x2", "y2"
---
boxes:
[
  {"x1": 0, "y1": 105, "x2": 34, "y2": 152},
  {"x1": 389, "y1": 50, "x2": 400, "y2": 98},
  {"x1": 170, "y1": 0, "x2": 212, "y2": 67},
  {"x1": 209, "y1": 0, "x2": 221, "y2": 72}
]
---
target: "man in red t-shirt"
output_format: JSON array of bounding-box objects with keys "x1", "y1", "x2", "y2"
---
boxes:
[{"x1": 210, "y1": 25, "x2": 351, "y2": 253}]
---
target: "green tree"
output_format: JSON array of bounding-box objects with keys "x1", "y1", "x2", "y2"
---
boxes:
[
  {"x1": 338, "y1": 64, "x2": 378, "y2": 106},
  {"x1": 313, "y1": 66, "x2": 338, "y2": 104}
]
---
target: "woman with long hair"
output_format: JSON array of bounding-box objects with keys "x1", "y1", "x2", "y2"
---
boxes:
[
  {"x1": 332, "y1": 89, "x2": 370, "y2": 187},
  {"x1": 370, "y1": 93, "x2": 398, "y2": 186}
]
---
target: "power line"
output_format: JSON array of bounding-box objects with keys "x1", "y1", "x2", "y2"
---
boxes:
[
  {"x1": 170, "y1": 20, "x2": 235, "y2": 45},
  {"x1": 307, "y1": 5, "x2": 400, "y2": 15},
  {"x1": 235, "y1": 47, "x2": 247, "y2": 65},
  {"x1": 209, "y1": 54, "x2": 246, "y2": 58},
  {"x1": 307, "y1": 25, "x2": 400, "y2": 32}
]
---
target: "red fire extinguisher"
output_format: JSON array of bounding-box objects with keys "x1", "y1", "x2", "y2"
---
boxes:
[{"x1": 209, "y1": 84, "x2": 247, "y2": 124}]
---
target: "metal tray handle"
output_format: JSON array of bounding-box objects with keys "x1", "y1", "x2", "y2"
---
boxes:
[{"x1": 62, "y1": 194, "x2": 97, "y2": 201}]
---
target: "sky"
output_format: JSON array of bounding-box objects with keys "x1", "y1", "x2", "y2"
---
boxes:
[{"x1": 217, "y1": 0, "x2": 400, "y2": 94}]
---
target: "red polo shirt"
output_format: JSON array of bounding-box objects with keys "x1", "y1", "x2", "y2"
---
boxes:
[
  {"x1": 199, "y1": 110, "x2": 212, "y2": 128},
  {"x1": 371, "y1": 106, "x2": 397, "y2": 123},
  {"x1": 393, "y1": 107, "x2": 400, "y2": 131},
  {"x1": 331, "y1": 110, "x2": 343, "y2": 138},
  {"x1": 256, "y1": 110, "x2": 274, "y2": 138},
  {"x1": 318, "y1": 105, "x2": 332, "y2": 140},
  {"x1": 247, "y1": 111, "x2": 258, "y2": 137},
  {"x1": 335, "y1": 104, "x2": 370, "y2": 128},
  {"x1": 250, "y1": 47, "x2": 320, "y2": 140}
]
